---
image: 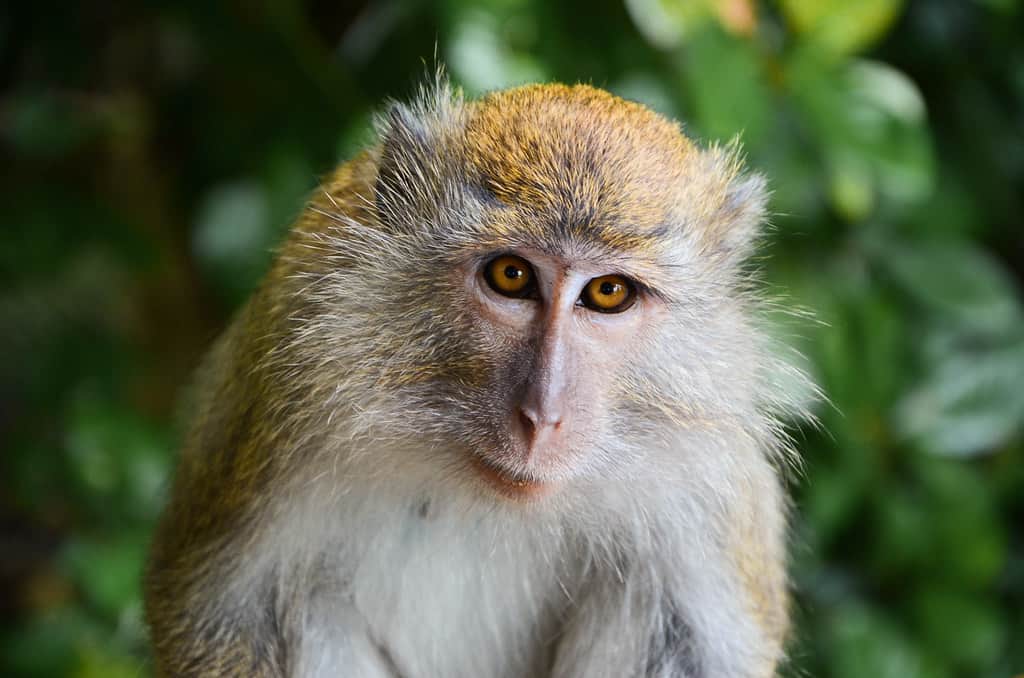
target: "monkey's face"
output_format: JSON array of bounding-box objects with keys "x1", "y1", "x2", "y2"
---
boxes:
[
  {"x1": 291, "y1": 84, "x2": 771, "y2": 503},
  {"x1": 449, "y1": 246, "x2": 664, "y2": 499}
]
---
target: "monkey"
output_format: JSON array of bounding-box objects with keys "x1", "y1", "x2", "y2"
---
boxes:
[{"x1": 144, "y1": 78, "x2": 810, "y2": 678}]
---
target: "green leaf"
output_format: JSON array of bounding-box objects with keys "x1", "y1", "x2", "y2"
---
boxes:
[
  {"x1": 871, "y1": 485, "x2": 936, "y2": 574},
  {"x1": 788, "y1": 57, "x2": 935, "y2": 218},
  {"x1": 896, "y1": 335, "x2": 1024, "y2": 456},
  {"x1": 262, "y1": 149, "x2": 316, "y2": 239},
  {"x1": 827, "y1": 603, "x2": 937, "y2": 678},
  {"x1": 73, "y1": 647, "x2": 145, "y2": 678},
  {"x1": 801, "y1": 458, "x2": 869, "y2": 547},
  {"x1": 62, "y1": 534, "x2": 148, "y2": 621},
  {"x1": 447, "y1": 9, "x2": 546, "y2": 94},
  {"x1": 912, "y1": 589, "x2": 1007, "y2": 670},
  {"x1": 192, "y1": 180, "x2": 273, "y2": 305},
  {"x1": 624, "y1": 0, "x2": 714, "y2": 49},
  {"x1": 780, "y1": 0, "x2": 904, "y2": 56},
  {"x1": 681, "y1": 24, "x2": 772, "y2": 147},
  {"x1": 65, "y1": 395, "x2": 172, "y2": 521},
  {"x1": 872, "y1": 238, "x2": 1024, "y2": 456},
  {"x1": 0, "y1": 609, "x2": 80, "y2": 677},
  {"x1": 875, "y1": 239, "x2": 1022, "y2": 332},
  {"x1": 914, "y1": 458, "x2": 1008, "y2": 587}
]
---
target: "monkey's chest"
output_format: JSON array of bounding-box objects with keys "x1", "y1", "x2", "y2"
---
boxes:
[{"x1": 342, "y1": 511, "x2": 572, "y2": 678}]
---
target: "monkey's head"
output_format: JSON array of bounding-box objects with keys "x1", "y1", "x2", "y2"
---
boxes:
[{"x1": 276, "y1": 82, "x2": 783, "y2": 503}]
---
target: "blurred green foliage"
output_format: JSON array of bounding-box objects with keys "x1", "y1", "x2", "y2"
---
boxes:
[{"x1": 2, "y1": 1, "x2": 1022, "y2": 676}]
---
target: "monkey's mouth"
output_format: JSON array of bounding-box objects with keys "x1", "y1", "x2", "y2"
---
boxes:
[{"x1": 471, "y1": 456, "x2": 552, "y2": 500}]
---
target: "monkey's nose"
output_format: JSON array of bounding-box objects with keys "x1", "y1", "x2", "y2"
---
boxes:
[
  {"x1": 516, "y1": 406, "x2": 563, "y2": 452},
  {"x1": 517, "y1": 408, "x2": 537, "y2": 442}
]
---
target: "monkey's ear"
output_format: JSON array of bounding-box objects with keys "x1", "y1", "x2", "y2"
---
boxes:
[
  {"x1": 374, "y1": 80, "x2": 464, "y2": 231},
  {"x1": 697, "y1": 145, "x2": 769, "y2": 265},
  {"x1": 719, "y1": 171, "x2": 768, "y2": 262}
]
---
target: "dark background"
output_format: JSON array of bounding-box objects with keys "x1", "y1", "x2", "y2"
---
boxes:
[{"x1": 2, "y1": 1, "x2": 1023, "y2": 676}]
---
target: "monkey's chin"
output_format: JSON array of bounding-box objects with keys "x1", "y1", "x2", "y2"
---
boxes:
[{"x1": 471, "y1": 457, "x2": 555, "y2": 501}]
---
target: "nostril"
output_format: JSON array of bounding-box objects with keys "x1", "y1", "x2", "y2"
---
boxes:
[{"x1": 517, "y1": 408, "x2": 537, "y2": 442}]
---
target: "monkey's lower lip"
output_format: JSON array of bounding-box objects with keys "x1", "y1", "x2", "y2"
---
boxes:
[{"x1": 472, "y1": 457, "x2": 552, "y2": 500}]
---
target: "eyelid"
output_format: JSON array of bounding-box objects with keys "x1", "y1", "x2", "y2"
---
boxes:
[
  {"x1": 624, "y1": 276, "x2": 668, "y2": 304},
  {"x1": 591, "y1": 268, "x2": 655, "y2": 296}
]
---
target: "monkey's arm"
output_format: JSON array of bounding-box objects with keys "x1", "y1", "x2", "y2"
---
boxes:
[
  {"x1": 548, "y1": 568, "x2": 698, "y2": 678},
  {"x1": 148, "y1": 628, "x2": 283, "y2": 678},
  {"x1": 551, "y1": 456, "x2": 788, "y2": 678},
  {"x1": 148, "y1": 557, "x2": 402, "y2": 678},
  {"x1": 145, "y1": 559, "x2": 287, "y2": 678},
  {"x1": 551, "y1": 549, "x2": 785, "y2": 678},
  {"x1": 144, "y1": 314, "x2": 293, "y2": 677}
]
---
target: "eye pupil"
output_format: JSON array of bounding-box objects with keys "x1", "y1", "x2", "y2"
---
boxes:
[
  {"x1": 504, "y1": 265, "x2": 522, "y2": 280},
  {"x1": 599, "y1": 281, "x2": 615, "y2": 296}
]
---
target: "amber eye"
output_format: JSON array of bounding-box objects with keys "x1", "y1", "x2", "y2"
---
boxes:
[
  {"x1": 581, "y1": 275, "x2": 636, "y2": 313},
  {"x1": 484, "y1": 255, "x2": 536, "y2": 298}
]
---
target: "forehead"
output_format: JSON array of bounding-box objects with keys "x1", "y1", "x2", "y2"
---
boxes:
[{"x1": 458, "y1": 84, "x2": 695, "y2": 255}]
